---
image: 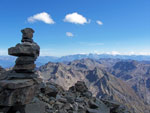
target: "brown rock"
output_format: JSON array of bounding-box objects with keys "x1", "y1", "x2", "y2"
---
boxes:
[{"x1": 13, "y1": 64, "x2": 36, "y2": 73}]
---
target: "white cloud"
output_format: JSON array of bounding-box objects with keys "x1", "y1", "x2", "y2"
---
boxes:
[
  {"x1": 111, "y1": 51, "x2": 121, "y2": 55},
  {"x1": 96, "y1": 20, "x2": 103, "y2": 25},
  {"x1": 64, "y1": 12, "x2": 89, "y2": 24},
  {"x1": 27, "y1": 12, "x2": 55, "y2": 24},
  {"x1": 66, "y1": 32, "x2": 74, "y2": 37},
  {"x1": 106, "y1": 51, "x2": 121, "y2": 55}
]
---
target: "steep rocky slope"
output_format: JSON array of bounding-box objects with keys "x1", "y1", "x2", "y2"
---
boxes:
[
  {"x1": 38, "y1": 60, "x2": 150, "y2": 113},
  {"x1": 66, "y1": 59, "x2": 150, "y2": 105},
  {"x1": 108, "y1": 60, "x2": 150, "y2": 104}
]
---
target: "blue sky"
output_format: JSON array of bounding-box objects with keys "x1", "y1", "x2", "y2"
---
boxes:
[{"x1": 0, "y1": 0, "x2": 150, "y2": 56}]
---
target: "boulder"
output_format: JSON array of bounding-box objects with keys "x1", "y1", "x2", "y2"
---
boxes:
[{"x1": 69, "y1": 81, "x2": 88, "y2": 93}]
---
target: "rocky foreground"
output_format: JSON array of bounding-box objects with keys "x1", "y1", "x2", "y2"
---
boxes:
[
  {"x1": 0, "y1": 67, "x2": 130, "y2": 113},
  {"x1": 24, "y1": 81, "x2": 130, "y2": 113}
]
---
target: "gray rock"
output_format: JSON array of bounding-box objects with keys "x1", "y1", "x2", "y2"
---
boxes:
[
  {"x1": 75, "y1": 97, "x2": 84, "y2": 103},
  {"x1": 43, "y1": 83, "x2": 59, "y2": 98},
  {"x1": 0, "y1": 84, "x2": 38, "y2": 106},
  {"x1": 74, "y1": 81, "x2": 88, "y2": 93},
  {"x1": 57, "y1": 97, "x2": 67, "y2": 103},
  {"x1": 21, "y1": 28, "x2": 34, "y2": 43},
  {"x1": 7, "y1": 72, "x2": 39, "y2": 79},
  {"x1": 0, "y1": 79, "x2": 34, "y2": 89},
  {"x1": 8, "y1": 42, "x2": 40, "y2": 57},
  {"x1": 87, "y1": 108, "x2": 109, "y2": 113},
  {"x1": 13, "y1": 63, "x2": 36, "y2": 73},
  {"x1": 22, "y1": 38, "x2": 33, "y2": 43},
  {"x1": 82, "y1": 91, "x2": 92, "y2": 98},
  {"x1": 15, "y1": 56, "x2": 36, "y2": 65},
  {"x1": 36, "y1": 81, "x2": 129, "y2": 113},
  {"x1": 25, "y1": 101, "x2": 46, "y2": 113}
]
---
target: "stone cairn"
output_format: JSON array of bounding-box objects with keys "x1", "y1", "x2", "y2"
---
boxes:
[{"x1": 0, "y1": 28, "x2": 41, "y2": 113}]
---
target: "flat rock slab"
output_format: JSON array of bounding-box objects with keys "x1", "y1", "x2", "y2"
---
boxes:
[
  {"x1": 13, "y1": 64, "x2": 36, "y2": 72},
  {"x1": 7, "y1": 72, "x2": 39, "y2": 79},
  {"x1": 0, "y1": 79, "x2": 34, "y2": 89},
  {"x1": 8, "y1": 43, "x2": 40, "y2": 57},
  {"x1": 15, "y1": 56, "x2": 36, "y2": 65}
]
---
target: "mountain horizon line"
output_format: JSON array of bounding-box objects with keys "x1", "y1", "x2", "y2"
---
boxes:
[{"x1": 1, "y1": 52, "x2": 150, "y2": 58}]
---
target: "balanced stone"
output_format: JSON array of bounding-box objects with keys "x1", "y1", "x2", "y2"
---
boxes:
[
  {"x1": 0, "y1": 28, "x2": 42, "y2": 113},
  {"x1": 21, "y1": 28, "x2": 34, "y2": 43},
  {"x1": 8, "y1": 43, "x2": 40, "y2": 57},
  {"x1": 15, "y1": 56, "x2": 36, "y2": 65},
  {"x1": 13, "y1": 64, "x2": 36, "y2": 73},
  {"x1": 8, "y1": 28, "x2": 40, "y2": 73}
]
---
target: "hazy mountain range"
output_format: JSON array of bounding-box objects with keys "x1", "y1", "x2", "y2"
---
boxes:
[
  {"x1": 37, "y1": 58, "x2": 150, "y2": 113},
  {"x1": 1, "y1": 54, "x2": 150, "y2": 112},
  {"x1": 1, "y1": 54, "x2": 150, "y2": 68}
]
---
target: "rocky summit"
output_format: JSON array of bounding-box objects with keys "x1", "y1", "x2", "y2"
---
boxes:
[{"x1": 0, "y1": 29, "x2": 138, "y2": 113}]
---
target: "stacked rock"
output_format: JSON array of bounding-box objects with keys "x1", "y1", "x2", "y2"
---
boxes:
[
  {"x1": 0, "y1": 28, "x2": 42, "y2": 113},
  {"x1": 8, "y1": 28, "x2": 40, "y2": 74}
]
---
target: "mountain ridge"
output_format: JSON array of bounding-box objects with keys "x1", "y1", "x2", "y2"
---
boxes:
[
  {"x1": 38, "y1": 59, "x2": 150, "y2": 113},
  {"x1": 1, "y1": 54, "x2": 150, "y2": 68}
]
